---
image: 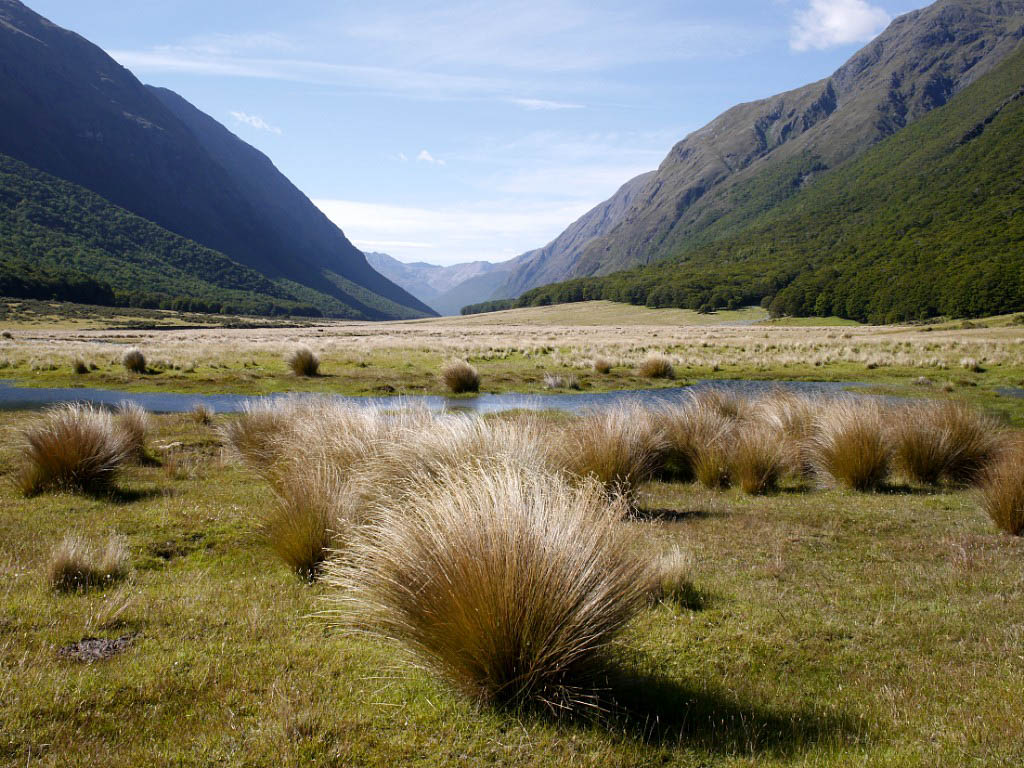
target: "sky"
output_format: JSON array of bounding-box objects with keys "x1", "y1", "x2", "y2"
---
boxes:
[{"x1": 32, "y1": 0, "x2": 925, "y2": 266}]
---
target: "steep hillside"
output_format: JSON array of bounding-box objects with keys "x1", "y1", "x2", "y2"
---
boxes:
[
  {"x1": 494, "y1": 0, "x2": 1024, "y2": 296},
  {"x1": 476, "y1": 40, "x2": 1024, "y2": 323},
  {"x1": 0, "y1": 153, "x2": 337, "y2": 315},
  {"x1": 0, "y1": 0, "x2": 434, "y2": 319}
]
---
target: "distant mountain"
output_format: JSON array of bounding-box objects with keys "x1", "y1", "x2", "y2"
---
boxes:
[
  {"x1": 494, "y1": 0, "x2": 1024, "y2": 296},
  {"x1": 364, "y1": 251, "x2": 512, "y2": 315},
  {"x1": 0, "y1": 0, "x2": 435, "y2": 319},
  {"x1": 473, "y1": 34, "x2": 1024, "y2": 323}
]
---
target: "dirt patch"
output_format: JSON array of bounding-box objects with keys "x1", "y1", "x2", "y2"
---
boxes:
[{"x1": 58, "y1": 634, "x2": 135, "y2": 663}]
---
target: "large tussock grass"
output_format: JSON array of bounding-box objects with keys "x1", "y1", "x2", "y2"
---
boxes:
[
  {"x1": 115, "y1": 401, "x2": 151, "y2": 463},
  {"x1": 810, "y1": 399, "x2": 892, "y2": 491},
  {"x1": 892, "y1": 400, "x2": 1001, "y2": 486},
  {"x1": 978, "y1": 439, "x2": 1024, "y2": 536},
  {"x1": 19, "y1": 404, "x2": 128, "y2": 495},
  {"x1": 326, "y1": 464, "x2": 648, "y2": 712},
  {"x1": 440, "y1": 360, "x2": 480, "y2": 393},
  {"x1": 286, "y1": 346, "x2": 320, "y2": 377}
]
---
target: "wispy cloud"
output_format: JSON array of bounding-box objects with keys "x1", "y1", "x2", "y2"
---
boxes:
[
  {"x1": 790, "y1": 0, "x2": 891, "y2": 51},
  {"x1": 508, "y1": 98, "x2": 584, "y2": 111},
  {"x1": 416, "y1": 149, "x2": 446, "y2": 166},
  {"x1": 229, "y1": 111, "x2": 282, "y2": 134}
]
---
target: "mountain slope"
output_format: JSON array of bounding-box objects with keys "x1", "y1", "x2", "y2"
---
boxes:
[
  {"x1": 0, "y1": 152, "x2": 335, "y2": 315},
  {"x1": 0, "y1": 0, "x2": 434, "y2": 319},
  {"x1": 482, "y1": 39, "x2": 1024, "y2": 323},
  {"x1": 363, "y1": 251, "x2": 512, "y2": 314},
  {"x1": 494, "y1": 0, "x2": 1024, "y2": 296}
]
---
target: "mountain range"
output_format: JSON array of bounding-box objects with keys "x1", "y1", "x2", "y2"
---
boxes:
[
  {"x1": 0, "y1": 0, "x2": 435, "y2": 319},
  {"x1": 425, "y1": 0, "x2": 1024, "y2": 315}
]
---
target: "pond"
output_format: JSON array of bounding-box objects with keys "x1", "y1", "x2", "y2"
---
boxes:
[{"x1": 0, "y1": 378, "x2": 867, "y2": 414}]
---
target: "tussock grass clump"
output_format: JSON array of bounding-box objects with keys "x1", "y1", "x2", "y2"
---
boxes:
[
  {"x1": 658, "y1": 397, "x2": 736, "y2": 489},
  {"x1": 115, "y1": 402, "x2": 151, "y2": 463},
  {"x1": 72, "y1": 358, "x2": 89, "y2": 375},
  {"x1": 647, "y1": 546, "x2": 696, "y2": 606},
  {"x1": 638, "y1": 355, "x2": 674, "y2": 379},
  {"x1": 19, "y1": 404, "x2": 128, "y2": 495},
  {"x1": 754, "y1": 391, "x2": 820, "y2": 477},
  {"x1": 221, "y1": 401, "x2": 295, "y2": 470},
  {"x1": 556, "y1": 404, "x2": 664, "y2": 493},
  {"x1": 892, "y1": 401, "x2": 1001, "y2": 486},
  {"x1": 730, "y1": 425, "x2": 787, "y2": 495},
  {"x1": 121, "y1": 348, "x2": 146, "y2": 373},
  {"x1": 810, "y1": 399, "x2": 891, "y2": 491},
  {"x1": 47, "y1": 534, "x2": 129, "y2": 592},
  {"x1": 440, "y1": 359, "x2": 480, "y2": 393},
  {"x1": 593, "y1": 357, "x2": 613, "y2": 374},
  {"x1": 190, "y1": 403, "x2": 215, "y2": 426},
  {"x1": 543, "y1": 373, "x2": 579, "y2": 390},
  {"x1": 286, "y1": 346, "x2": 320, "y2": 377},
  {"x1": 329, "y1": 465, "x2": 648, "y2": 711},
  {"x1": 978, "y1": 440, "x2": 1024, "y2": 535},
  {"x1": 1, "y1": 330, "x2": 11, "y2": 339},
  {"x1": 266, "y1": 461, "x2": 365, "y2": 580}
]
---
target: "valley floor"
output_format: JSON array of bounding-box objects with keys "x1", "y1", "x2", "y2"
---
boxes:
[{"x1": 2, "y1": 410, "x2": 1023, "y2": 767}]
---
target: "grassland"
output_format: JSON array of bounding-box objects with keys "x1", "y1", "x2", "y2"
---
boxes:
[
  {"x1": 2, "y1": 302, "x2": 1023, "y2": 424},
  {"x1": 2, "y1": 405, "x2": 1023, "y2": 767}
]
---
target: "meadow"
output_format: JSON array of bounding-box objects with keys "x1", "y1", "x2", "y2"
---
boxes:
[{"x1": 2, "y1": 301, "x2": 1024, "y2": 767}]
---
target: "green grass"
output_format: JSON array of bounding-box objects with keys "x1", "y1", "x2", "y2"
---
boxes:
[{"x1": 2, "y1": 411, "x2": 1023, "y2": 766}]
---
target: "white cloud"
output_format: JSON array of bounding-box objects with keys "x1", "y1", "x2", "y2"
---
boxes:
[
  {"x1": 315, "y1": 198, "x2": 596, "y2": 265},
  {"x1": 397, "y1": 152, "x2": 408, "y2": 162},
  {"x1": 790, "y1": 0, "x2": 891, "y2": 51},
  {"x1": 229, "y1": 111, "x2": 282, "y2": 134},
  {"x1": 508, "y1": 98, "x2": 584, "y2": 111},
  {"x1": 416, "y1": 149, "x2": 446, "y2": 166}
]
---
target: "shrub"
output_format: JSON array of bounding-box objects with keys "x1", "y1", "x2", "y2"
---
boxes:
[
  {"x1": 18, "y1": 404, "x2": 128, "y2": 495},
  {"x1": 978, "y1": 440, "x2": 1024, "y2": 535},
  {"x1": 593, "y1": 357, "x2": 613, "y2": 374},
  {"x1": 115, "y1": 401, "x2": 150, "y2": 463},
  {"x1": 190, "y1": 403, "x2": 215, "y2": 426},
  {"x1": 72, "y1": 358, "x2": 89, "y2": 375},
  {"x1": 810, "y1": 399, "x2": 891, "y2": 491},
  {"x1": 328, "y1": 465, "x2": 648, "y2": 711},
  {"x1": 440, "y1": 360, "x2": 480, "y2": 394},
  {"x1": 287, "y1": 346, "x2": 320, "y2": 377},
  {"x1": 730, "y1": 425, "x2": 787, "y2": 494},
  {"x1": 122, "y1": 348, "x2": 146, "y2": 373},
  {"x1": 47, "y1": 534, "x2": 129, "y2": 592},
  {"x1": 638, "y1": 355, "x2": 674, "y2": 379},
  {"x1": 555, "y1": 404, "x2": 664, "y2": 493},
  {"x1": 892, "y1": 401, "x2": 1001, "y2": 486}
]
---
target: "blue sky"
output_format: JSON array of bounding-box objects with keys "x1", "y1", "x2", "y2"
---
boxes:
[{"x1": 33, "y1": 0, "x2": 924, "y2": 265}]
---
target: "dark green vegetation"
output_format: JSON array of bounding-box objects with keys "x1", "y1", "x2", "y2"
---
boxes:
[
  {"x1": 3, "y1": 409, "x2": 1024, "y2": 765},
  {"x1": 470, "y1": 36, "x2": 1024, "y2": 323},
  {"x1": 0, "y1": 0, "x2": 433, "y2": 320}
]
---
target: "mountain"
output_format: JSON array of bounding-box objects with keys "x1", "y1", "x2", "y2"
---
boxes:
[
  {"x1": 0, "y1": 0, "x2": 435, "y2": 319},
  {"x1": 364, "y1": 252, "x2": 512, "y2": 315},
  {"x1": 493, "y1": 0, "x2": 1024, "y2": 297},
  {"x1": 472, "y1": 36, "x2": 1024, "y2": 323},
  {"x1": 0, "y1": 152, "x2": 332, "y2": 315}
]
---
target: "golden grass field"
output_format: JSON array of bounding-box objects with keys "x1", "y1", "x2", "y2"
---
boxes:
[{"x1": 2, "y1": 300, "x2": 1024, "y2": 767}]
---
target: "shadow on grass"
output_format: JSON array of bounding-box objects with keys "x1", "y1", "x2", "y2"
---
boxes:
[
  {"x1": 104, "y1": 486, "x2": 167, "y2": 505},
  {"x1": 586, "y1": 662, "x2": 867, "y2": 755},
  {"x1": 631, "y1": 506, "x2": 715, "y2": 523}
]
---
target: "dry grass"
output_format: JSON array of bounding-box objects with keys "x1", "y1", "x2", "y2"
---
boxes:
[
  {"x1": 327, "y1": 464, "x2": 648, "y2": 712},
  {"x1": 593, "y1": 357, "x2": 612, "y2": 374},
  {"x1": 286, "y1": 345, "x2": 320, "y2": 377},
  {"x1": 555, "y1": 404, "x2": 664, "y2": 493},
  {"x1": 810, "y1": 399, "x2": 891, "y2": 491},
  {"x1": 121, "y1": 347, "x2": 146, "y2": 373},
  {"x1": 47, "y1": 534, "x2": 129, "y2": 592},
  {"x1": 115, "y1": 401, "x2": 151, "y2": 463},
  {"x1": 754, "y1": 392, "x2": 821, "y2": 477},
  {"x1": 893, "y1": 400, "x2": 1001, "y2": 486},
  {"x1": 190, "y1": 403, "x2": 215, "y2": 426},
  {"x1": 646, "y1": 545, "x2": 697, "y2": 606},
  {"x1": 221, "y1": 401, "x2": 294, "y2": 470},
  {"x1": 440, "y1": 359, "x2": 480, "y2": 393},
  {"x1": 18, "y1": 404, "x2": 128, "y2": 495},
  {"x1": 978, "y1": 439, "x2": 1024, "y2": 535},
  {"x1": 638, "y1": 354, "x2": 674, "y2": 379},
  {"x1": 730, "y1": 425, "x2": 788, "y2": 495}
]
